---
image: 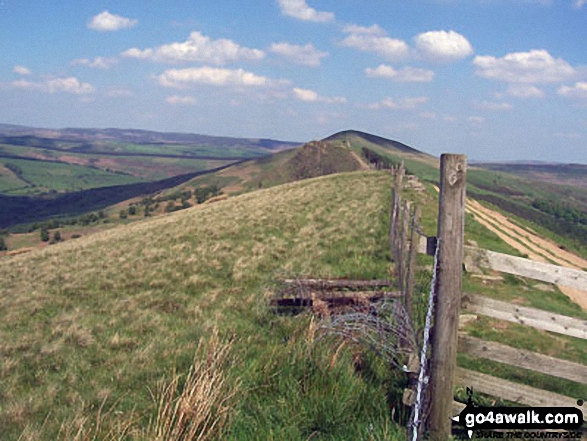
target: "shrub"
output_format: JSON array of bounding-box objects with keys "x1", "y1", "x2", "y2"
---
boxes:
[{"x1": 40, "y1": 228, "x2": 49, "y2": 242}]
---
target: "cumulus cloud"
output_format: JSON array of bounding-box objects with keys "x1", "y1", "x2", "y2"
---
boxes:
[
  {"x1": 88, "y1": 11, "x2": 137, "y2": 32},
  {"x1": 292, "y1": 87, "x2": 346, "y2": 103},
  {"x1": 11, "y1": 77, "x2": 95, "y2": 94},
  {"x1": 366, "y1": 96, "x2": 428, "y2": 110},
  {"x1": 473, "y1": 49, "x2": 577, "y2": 83},
  {"x1": 270, "y1": 42, "x2": 328, "y2": 67},
  {"x1": 157, "y1": 67, "x2": 286, "y2": 89},
  {"x1": 122, "y1": 31, "x2": 265, "y2": 65},
  {"x1": 558, "y1": 82, "x2": 587, "y2": 99},
  {"x1": 166, "y1": 95, "x2": 197, "y2": 105},
  {"x1": 506, "y1": 84, "x2": 545, "y2": 98},
  {"x1": 71, "y1": 56, "x2": 117, "y2": 69},
  {"x1": 13, "y1": 65, "x2": 31, "y2": 75},
  {"x1": 573, "y1": 0, "x2": 586, "y2": 9},
  {"x1": 365, "y1": 64, "x2": 434, "y2": 82},
  {"x1": 277, "y1": 0, "x2": 335, "y2": 23},
  {"x1": 415, "y1": 30, "x2": 474, "y2": 61},
  {"x1": 341, "y1": 24, "x2": 409, "y2": 61},
  {"x1": 473, "y1": 100, "x2": 513, "y2": 111}
]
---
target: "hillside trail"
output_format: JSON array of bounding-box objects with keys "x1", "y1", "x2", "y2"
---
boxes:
[
  {"x1": 344, "y1": 141, "x2": 370, "y2": 170},
  {"x1": 466, "y1": 198, "x2": 587, "y2": 310}
]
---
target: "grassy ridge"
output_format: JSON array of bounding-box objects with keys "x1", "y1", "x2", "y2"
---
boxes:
[{"x1": 0, "y1": 171, "x2": 404, "y2": 440}]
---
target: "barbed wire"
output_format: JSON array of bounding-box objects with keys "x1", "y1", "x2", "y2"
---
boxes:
[{"x1": 409, "y1": 237, "x2": 440, "y2": 441}]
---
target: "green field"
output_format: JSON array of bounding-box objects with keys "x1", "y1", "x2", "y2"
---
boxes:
[{"x1": 0, "y1": 158, "x2": 143, "y2": 195}]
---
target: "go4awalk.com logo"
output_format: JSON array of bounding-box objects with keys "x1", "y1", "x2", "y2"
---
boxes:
[{"x1": 452, "y1": 389, "x2": 585, "y2": 439}]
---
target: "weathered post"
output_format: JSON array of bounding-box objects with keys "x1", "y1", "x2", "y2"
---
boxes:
[
  {"x1": 405, "y1": 205, "x2": 421, "y2": 319},
  {"x1": 426, "y1": 154, "x2": 467, "y2": 440},
  {"x1": 389, "y1": 163, "x2": 404, "y2": 263},
  {"x1": 399, "y1": 200, "x2": 410, "y2": 295}
]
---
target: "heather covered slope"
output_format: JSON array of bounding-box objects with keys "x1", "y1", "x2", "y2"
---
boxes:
[{"x1": 0, "y1": 171, "x2": 403, "y2": 440}]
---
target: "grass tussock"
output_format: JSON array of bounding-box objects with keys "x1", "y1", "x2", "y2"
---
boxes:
[{"x1": 146, "y1": 331, "x2": 238, "y2": 441}]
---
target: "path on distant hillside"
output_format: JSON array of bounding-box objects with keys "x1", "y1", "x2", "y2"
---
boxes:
[{"x1": 466, "y1": 199, "x2": 587, "y2": 310}]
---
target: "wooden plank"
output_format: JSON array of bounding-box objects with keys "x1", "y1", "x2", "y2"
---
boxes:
[
  {"x1": 453, "y1": 400, "x2": 466, "y2": 416},
  {"x1": 428, "y1": 154, "x2": 467, "y2": 441},
  {"x1": 455, "y1": 367, "x2": 581, "y2": 408},
  {"x1": 279, "y1": 279, "x2": 393, "y2": 290},
  {"x1": 463, "y1": 246, "x2": 587, "y2": 291},
  {"x1": 462, "y1": 293, "x2": 587, "y2": 340},
  {"x1": 270, "y1": 291, "x2": 401, "y2": 311},
  {"x1": 458, "y1": 334, "x2": 587, "y2": 384}
]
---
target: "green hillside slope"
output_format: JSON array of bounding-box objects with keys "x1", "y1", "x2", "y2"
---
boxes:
[{"x1": 0, "y1": 171, "x2": 404, "y2": 440}]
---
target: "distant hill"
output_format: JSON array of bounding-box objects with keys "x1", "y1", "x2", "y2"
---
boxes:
[
  {"x1": 0, "y1": 123, "x2": 299, "y2": 152},
  {"x1": 474, "y1": 161, "x2": 587, "y2": 189},
  {"x1": 179, "y1": 130, "x2": 434, "y2": 195},
  {"x1": 324, "y1": 130, "x2": 430, "y2": 156}
]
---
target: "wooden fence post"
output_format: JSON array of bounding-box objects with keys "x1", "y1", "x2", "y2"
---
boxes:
[
  {"x1": 389, "y1": 163, "x2": 404, "y2": 263},
  {"x1": 398, "y1": 200, "x2": 410, "y2": 295},
  {"x1": 426, "y1": 154, "x2": 467, "y2": 440},
  {"x1": 405, "y1": 205, "x2": 421, "y2": 319}
]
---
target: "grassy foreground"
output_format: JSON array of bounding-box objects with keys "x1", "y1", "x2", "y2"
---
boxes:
[{"x1": 0, "y1": 171, "x2": 405, "y2": 440}]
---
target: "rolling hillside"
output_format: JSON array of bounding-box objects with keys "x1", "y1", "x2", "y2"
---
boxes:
[
  {"x1": 0, "y1": 171, "x2": 402, "y2": 439},
  {"x1": 1, "y1": 144, "x2": 586, "y2": 438}
]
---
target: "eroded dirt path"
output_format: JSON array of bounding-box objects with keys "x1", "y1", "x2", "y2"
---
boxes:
[{"x1": 466, "y1": 198, "x2": 587, "y2": 309}]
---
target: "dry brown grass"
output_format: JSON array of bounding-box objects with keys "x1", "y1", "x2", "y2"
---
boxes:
[{"x1": 144, "y1": 331, "x2": 238, "y2": 441}]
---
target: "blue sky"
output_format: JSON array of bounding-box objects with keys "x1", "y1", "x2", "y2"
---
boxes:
[{"x1": 1, "y1": 0, "x2": 586, "y2": 163}]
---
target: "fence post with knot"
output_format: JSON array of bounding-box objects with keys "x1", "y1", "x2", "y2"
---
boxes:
[{"x1": 426, "y1": 154, "x2": 467, "y2": 440}]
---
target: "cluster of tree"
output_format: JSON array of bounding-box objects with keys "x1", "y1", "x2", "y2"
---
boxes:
[
  {"x1": 531, "y1": 199, "x2": 587, "y2": 226},
  {"x1": 10, "y1": 211, "x2": 107, "y2": 234},
  {"x1": 361, "y1": 148, "x2": 396, "y2": 170},
  {"x1": 194, "y1": 185, "x2": 221, "y2": 204},
  {"x1": 40, "y1": 227, "x2": 61, "y2": 244},
  {"x1": 132, "y1": 186, "x2": 220, "y2": 216}
]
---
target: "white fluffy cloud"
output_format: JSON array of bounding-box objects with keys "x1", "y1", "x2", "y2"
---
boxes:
[
  {"x1": 11, "y1": 77, "x2": 95, "y2": 94},
  {"x1": 415, "y1": 30, "x2": 474, "y2": 61},
  {"x1": 88, "y1": 11, "x2": 137, "y2": 32},
  {"x1": 558, "y1": 82, "x2": 587, "y2": 99},
  {"x1": 341, "y1": 24, "x2": 409, "y2": 61},
  {"x1": 292, "y1": 87, "x2": 346, "y2": 103},
  {"x1": 277, "y1": 0, "x2": 335, "y2": 23},
  {"x1": 504, "y1": 84, "x2": 545, "y2": 98},
  {"x1": 158, "y1": 67, "x2": 285, "y2": 89},
  {"x1": 270, "y1": 42, "x2": 328, "y2": 67},
  {"x1": 366, "y1": 96, "x2": 428, "y2": 110},
  {"x1": 473, "y1": 49, "x2": 577, "y2": 83},
  {"x1": 166, "y1": 95, "x2": 197, "y2": 105},
  {"x1": 573, "y1": 0, "x2": 586, "y2": 9},
  {"x1": 71, "y1": 56, "x2": 117, "y2": 69},
  {"x1": 13, "y1": 65, "x2": 31, "y2": 75},
  {"x1": 365, "y1": 65, "x2": 434, "y2": 82},
  {"x1": 122, "y1": 31, "x2": 265, "y2": 65}
]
